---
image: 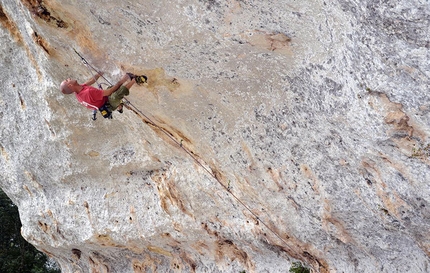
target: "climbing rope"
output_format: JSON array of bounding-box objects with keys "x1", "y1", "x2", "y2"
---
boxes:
[{"x1": 72, "y1": 49, "x2": 300, "y2": 257}]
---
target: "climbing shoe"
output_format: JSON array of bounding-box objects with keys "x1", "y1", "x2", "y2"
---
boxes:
[
  {"x1": 126, "y1": 73, "x2": 147, "y2": 85},
  {"x1": 135, "y1": 75, "x2": 147, "y2": 85}
]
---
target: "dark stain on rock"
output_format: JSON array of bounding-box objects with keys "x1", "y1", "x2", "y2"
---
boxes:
[
  {"x1": 210, "y1": 166, "x2": 224, "y2": 184},
  {"x1": 223, "y1": 239, "x2": 233, "y2": 245},
  {"x1": 17, "y1": 91, "x2": 26, "y2": 109},
  {"x1": 32, "y1": 31, "x2": 50, "y2": 54},
  {"x1": 72, "y1": 248, "x2": 82, "y2": 260},
  {"x1": 179, "y1": 252, "x2": 197, "y2": 272},
  {"x1": 124, "y1": 106, "x2": 194, "y2": 154},
  {"x1": 153, "y1": 116, "x2": 192, "y2": 147},
  {"x1": 266, "y1": 167, "x2": 284, "y2": 191},
  {"x1": 257, "y1": 227, "x2": 330, "y2": 273},
  {"x1": 152, "y1": 170, "x2": 193, "y2": 218},
  {"x1": 0, "y1": 5, "x2": 23, "y2": 44},
  {"x1": 200, "y1": 222, "x2": 254, "y2": 270},
  {"x1": 366, "y1": 89, "x2": 414, "y2": 137},
  {"x1": 0, "y1": 6, "x2": 8, "y2": 22},
  {"x1": 90, "y1": 9, "x2": 111, "y2": 25},
  {"x1": 22, "y1": 0, "x2": 68, "y2": 28},
  {"x1": 38, "y1": 221, "x2": 49, "y2": 233},
  {"x1": 44, "y1": 118, "x2": 55, "y2": 137},
  {"x1": 199, "y1": 0, "x2": 221, "y2": 11},
  {"x1": 215, "y1": 238, "x2": 254, "y2": 271}
]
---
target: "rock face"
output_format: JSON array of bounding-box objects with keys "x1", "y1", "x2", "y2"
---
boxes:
[{"x1": 0, "y1": 0, "x2": 429, "y2": 272}]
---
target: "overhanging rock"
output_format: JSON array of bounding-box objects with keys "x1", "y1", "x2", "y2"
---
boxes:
[{"x1": 0, "y1": 0, "x2": 429, "y2": 272}]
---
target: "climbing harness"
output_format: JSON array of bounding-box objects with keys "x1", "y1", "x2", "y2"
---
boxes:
[
  {"x1": 76, "y1": 96, "x2": 112, "y2": 121},
  {"x1": 99, "y1": 104, "x2": 113, "y2": 119},
  {"x1": 72, "y1": 49, "x2": 300, "y2": 258}
]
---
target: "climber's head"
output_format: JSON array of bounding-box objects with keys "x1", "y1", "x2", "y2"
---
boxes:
[{"x1": 60, "y1": 78, "x2": 80, "y2": 94}]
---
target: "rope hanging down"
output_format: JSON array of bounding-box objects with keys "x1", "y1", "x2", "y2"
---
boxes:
[{"x1": 72, "y1": 49, "x2": 299, "y2": 255}]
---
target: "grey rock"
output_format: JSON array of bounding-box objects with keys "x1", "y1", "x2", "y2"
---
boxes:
[{"x1": 0, "y1": 0, "x2": 429, "y2": 272}]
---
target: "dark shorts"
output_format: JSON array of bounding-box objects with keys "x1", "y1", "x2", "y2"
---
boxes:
[{"x1": 107, "y1": 85, "x2": 129, "y2": 111}]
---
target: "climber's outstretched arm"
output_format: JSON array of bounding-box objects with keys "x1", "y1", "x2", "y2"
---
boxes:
[
  {"x1": 102, "y1": 74, "x2": 129, "y2": 97},
  {"x1": 83, "y1": 72, "x2": 104, "y2": 86}
]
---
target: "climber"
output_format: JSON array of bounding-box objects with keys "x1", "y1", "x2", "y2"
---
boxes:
[{"x1": 60, "y1": 72, "x2": 139, "y2": 118}]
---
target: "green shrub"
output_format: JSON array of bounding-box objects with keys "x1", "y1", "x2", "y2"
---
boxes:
[
  {"x1": 412, "y1": 143, "x2": 430, "y2": 158},
  {"x1": 0, "y1": 189, "x2": 60, "y2": 273},
  {"x1": 289, "y1": 261, "x2": 310, "y2": 273}
]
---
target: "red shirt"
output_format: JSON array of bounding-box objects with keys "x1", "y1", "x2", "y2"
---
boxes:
[{"x1": 75, "y1": 85, "x2": 108, "y2": 109}]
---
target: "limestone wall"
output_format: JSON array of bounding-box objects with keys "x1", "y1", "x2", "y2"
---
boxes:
[{"x1": 0, "y1": 0, "x2": 429, "y2": 272}]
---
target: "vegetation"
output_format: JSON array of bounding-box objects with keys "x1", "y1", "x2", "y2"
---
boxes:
[
  {"x1": 0, "y1": 189, "x2": 60, "y2": 273},
  {"x1": 289, "y1": 261, "x2": 310, "y2": 273},
  {"x1": 411, "y1": 143, "x2": 430, "y2": 158}
]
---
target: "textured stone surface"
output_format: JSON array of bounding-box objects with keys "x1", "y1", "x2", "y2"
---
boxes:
[{"x1": 0, "y1": 0, "x2": 429, "y2": 272}]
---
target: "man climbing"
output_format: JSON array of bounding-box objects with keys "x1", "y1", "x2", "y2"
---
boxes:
[{"x1": 60, "y1": 72, "x2": 146, "y2": 118}]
